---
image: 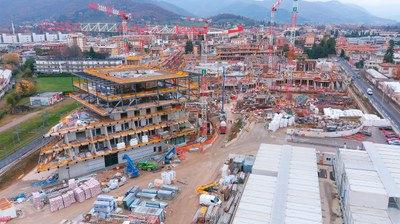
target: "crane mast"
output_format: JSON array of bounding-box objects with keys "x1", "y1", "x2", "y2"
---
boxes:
[{"x1": 269, "y1": 0, "x2": 283, "y2": 72}]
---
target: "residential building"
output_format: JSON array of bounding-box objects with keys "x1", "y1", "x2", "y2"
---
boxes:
[
  {"x1": 37, "y1": 65, "x2": 199, "y2": 178},
  {"x1": 232, "y1": 143, "x2": 323, "y2": 224},
  {"x1": 334, "y1": 142, "x2": 400, "y2": 224},
  {"x1": 34, "y1": 58, "x2": 123, "y2": 74}
]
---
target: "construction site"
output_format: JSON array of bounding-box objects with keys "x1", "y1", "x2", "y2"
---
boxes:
[{"x1": 1, "y1": 0, "x2": 400, "y2": 224}]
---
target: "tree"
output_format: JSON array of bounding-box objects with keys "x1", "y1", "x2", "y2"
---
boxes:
[
  {"x1": 384, "y1": 40, "x2": 394, "y2": 63},
  {"x1": 1, "y1": 53, "x2": 20, "y2": 65},
  {"x1": 63, "y1": 45, "x2": 83, "y2": 58},
  {"x1": 89, "y1": 47, "x2": 96, "y2": 58},
  {"x1": 355, "y1": 59, "x2": 364, "y2": 69},
  {"x1": 6, "y1": 94, "x2": 17, "y2": 106},
  {"x1": 185, "y1": 40, "x2": 194, "y2": 54},
  {"x1": 340, "y1": 49, "x2": 346, "y2": 58},
  {"x1": 16, "y1": 79, "x2": 37, "y2": 97}
]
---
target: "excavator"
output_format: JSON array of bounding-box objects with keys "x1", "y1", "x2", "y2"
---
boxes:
[{"x1": 196, "y1": 182, "x2": 219, "y2": 195}]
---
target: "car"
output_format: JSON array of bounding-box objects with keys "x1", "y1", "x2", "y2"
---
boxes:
[
  {"x1": 379, "y1": 126, "x2": 393, "y2": 131},
  {"x1": 386, "y1": 134, "x2": 398, "y2": 138},
  {"x1": 388, "y1": 140, "x2": 400, "y2": 145},
  {"x1": 387, "y1": 138, "x2": 400, "y2": 142},
  {"x1": 367, "y1": 88, "x2": 373, "y2": 95},
  {"x1": 358, "y1": 129, "x2": 372, "y2": 136}
]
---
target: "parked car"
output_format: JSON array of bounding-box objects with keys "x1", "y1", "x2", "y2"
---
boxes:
[
  {"x1": 385, "y1": 133, "x2": 398, "y2": 138},
  {"x1": 388, "y1": 140, "x2": 400, "y2": 145},
  {"x1": 379, "y1": 126, "x2": 393, "y2": 131},
  {"x1": 358, "y1": 129, "x2": 372, "y2": 136},
  {"x1": 386, "y1": 138, "x2": 400, "y2": 143}
]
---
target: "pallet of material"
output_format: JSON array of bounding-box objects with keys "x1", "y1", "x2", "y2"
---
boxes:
[
  {"x1": 81, "y1": 184, "x2": 92, "y2": 199},
  {"x1": 49, "y1": 196, "x2": 64, "y2": 212},
  {"x1": 223, "y1": 197, "x2": 234, "y2": 213},
  {"x1": 73, "y1": 187, "x2": 86, "y2": 202},
  {"x1": 32, "y1": 192, "x2": 43, "y2": 209}
]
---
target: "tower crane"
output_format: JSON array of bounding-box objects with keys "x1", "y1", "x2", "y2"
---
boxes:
[
  {"x1": 88, "y1": 2, "x2": 132, "y2": 57},
  {"x1": 286, "y1": 0, "x2": 299, "y2": 101},
  {"x1": 269, "y1": 0, "x2": 283, "y2": 71}
]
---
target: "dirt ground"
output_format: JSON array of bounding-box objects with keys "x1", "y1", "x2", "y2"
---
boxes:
[{"x1": 2, "y1": 99, "x2": 338, "y2": 224}]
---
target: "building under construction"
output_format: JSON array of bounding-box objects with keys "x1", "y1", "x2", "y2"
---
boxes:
[{"x1": 37, "y1": 65, "x2": 199, "y2": 178}]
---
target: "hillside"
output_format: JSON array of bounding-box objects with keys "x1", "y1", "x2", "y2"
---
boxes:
[
  {"x1": 0, "y1": 0, "x2": 186, "y2": 26},
  {"x1": 209, "y1": 14, "x2": 260, "y2": 27},
  {"x1": 163, "y1": 0, "x2": 396, "y2": 24}
]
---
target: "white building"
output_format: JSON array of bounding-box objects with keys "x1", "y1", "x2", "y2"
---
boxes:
[
  {"x1": 17, "y1": 33, "x2": 32, "y2": 43},
  {"x1": 35, "y1": 58, "x2": 123, "y2": 74},
  {"x1": 334, "y1": 142, "x2": 400, "y2": 224},
  {"x1": 32, "y1": 33, "x2": 46, "y2": 42},
  {"x1": 1, "y1": 34, "x2": 18, "y2": 44},
  {"x1": 232, "y1": 144, "x2": 323, "y2": 224},
  {"x1": 45, "y1": 33, "x2": 58, "y2": 42}
]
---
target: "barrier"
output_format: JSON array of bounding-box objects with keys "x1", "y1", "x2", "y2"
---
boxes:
[{"x1": 287, "y1": 126, "x2": 363, "y2": 138}]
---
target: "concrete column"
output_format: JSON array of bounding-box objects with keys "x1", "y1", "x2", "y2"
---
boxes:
[
  {"x1": 103, "y1": 126, "x2": 108, "y2": 137},
  {"x1": 64, "y1": 134, "x2": 70, "y2": 145}
]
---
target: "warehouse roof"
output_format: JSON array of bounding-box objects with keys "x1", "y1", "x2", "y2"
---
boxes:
[
  {"x1": 232, "y1": 144, "x2": 322, "y2": 224},
  {"x1": 366, "y1": 69, "x2": 388, "y2": 79}
]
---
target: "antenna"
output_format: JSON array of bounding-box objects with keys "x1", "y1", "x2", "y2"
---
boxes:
[{"x1": 11, "y1": 21, "x2": 15, "y2": 35}]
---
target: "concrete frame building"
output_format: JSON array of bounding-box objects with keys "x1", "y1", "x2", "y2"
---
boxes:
[
  {"x1": 35, "y1": 58, "x2": 123, "y2": 74},
  {"x1": 38, "y1": 65, "x2": 199, "y2": 178},
  {"x1": 232, "y1": 143, "x2": 323, "y2": 224},
  {"x1": 334, "y1": 142, "x2": 400, "y2": 224}
]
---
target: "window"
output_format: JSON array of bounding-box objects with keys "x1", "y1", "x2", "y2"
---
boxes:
[{"x1": 154, "y1": 146, "x2": 157, "y2": 152}]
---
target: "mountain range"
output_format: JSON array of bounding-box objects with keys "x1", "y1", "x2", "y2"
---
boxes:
[{"x1": 0, "y1": 0, "x2": 395, "y2": 26}]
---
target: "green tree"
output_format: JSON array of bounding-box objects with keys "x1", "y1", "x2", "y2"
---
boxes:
[
  {"x1": 6, "y1": 94, "x2": 17, "y2": 106},
  {"x1": 89, "y1": 47, "x2": 96, "y2": 58},
  {"x1": 384, "y1": 40, "x2": 394, "y2": 63},
  {"x1": 340, "y1": 49, "x2": 346, "y2": 58},
  {"x1": 185, "y1": 40, "x2": 194, "y2": 54}
]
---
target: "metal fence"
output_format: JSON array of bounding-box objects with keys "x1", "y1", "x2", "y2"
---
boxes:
[{"x1": 0, "y1": 136, "x2": 54, "y2": 171}]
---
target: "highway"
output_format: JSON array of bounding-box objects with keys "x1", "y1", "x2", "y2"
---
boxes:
[{"x1": 338, "y1": 59, "x2": 400, "y2": 132}]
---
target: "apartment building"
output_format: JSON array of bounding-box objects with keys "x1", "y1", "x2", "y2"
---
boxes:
[
  {"x1": 38, "y1": 65, "x2": 199, "y2": 178},
  {"x1": 35, "y1": 58, "x2": 123, "y2": 74}
]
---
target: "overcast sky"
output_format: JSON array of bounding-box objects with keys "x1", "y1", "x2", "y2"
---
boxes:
[{"x1": 306, "y1": 0, "x2": 400, "y2": 21}]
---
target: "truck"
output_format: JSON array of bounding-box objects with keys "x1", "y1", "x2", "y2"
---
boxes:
[
  {"x1": 219, "y1": 121, "x2": 227, "y2": 134},
  {"x1": 136, "y1": 161, "x2": 158, "y2": 171}
]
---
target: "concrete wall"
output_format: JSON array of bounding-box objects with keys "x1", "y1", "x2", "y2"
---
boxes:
[
  {"x1": 287, "y1": 126, "x2": 363, "y2": 138},
  {"x1": 58, "y1": 142, "x2": 166, "y2": 179}
]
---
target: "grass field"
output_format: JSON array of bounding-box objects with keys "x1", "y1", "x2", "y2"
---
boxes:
[
  {"x1": 36, "y1": 76, "x2": 75, "y2": 93},
  {"x1": 0, "y1": 99, "x2": 81, "y2": 159}
]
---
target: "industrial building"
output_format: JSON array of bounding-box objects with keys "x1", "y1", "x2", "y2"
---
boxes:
[
  {"x1": 37, "y1": 65, "x2": 199, "y2": 178},
  {"x1": 30, "y1": 92, "x2": 63, "y2": 106},
  {"x1": 334, "y1": 142, "x2": 400, "y2": 224},
  {"x1": 34, "y1": 58, "x2": 123, "y2": 74},
  {"x1": 232, "y1": 143, "x2": 323, "y2": 224}
]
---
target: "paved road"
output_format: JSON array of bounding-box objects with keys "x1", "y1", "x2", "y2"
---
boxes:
[{"x1": 338, "y1": 59, "x2": 400, "y2": 132}]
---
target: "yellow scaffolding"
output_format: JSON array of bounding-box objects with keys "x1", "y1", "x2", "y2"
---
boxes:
[
  {"x1": 48, "y1": 105, "x2": 184, "y2": 136},
  {"x1": 41, "y1": 118, "x2": 191, "y2": 154},
  {"x1": 37, "y1": 128, "x2": 194, "y2": 171},
  {"x1": 73, "y1": 82, "x2": 199, "y2": 101},
  {"x1": 83, "y1": 65, "x2": 189, "y2": 84}
]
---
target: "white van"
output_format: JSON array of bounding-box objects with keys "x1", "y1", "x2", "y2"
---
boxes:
[
  {"x1": 367, "y1": 88, "x2": 373, "y2": 95},
  {"x1": 199, "y1": 194, "x2": 222, "y2": 206}
]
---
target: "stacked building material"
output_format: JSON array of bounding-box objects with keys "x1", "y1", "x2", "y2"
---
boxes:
[
  {"x1": 93, "y1": 195, "x2": 116, "y2": 219},
  {"x1": 32, "y1": 192, "x2": 43, "y2": 209},
  {"x1": 129, "y1": 198, "x2": 141, "y2": 210},
  {"x1": 123, "y1": 193, "x2": 137, "y2": 210},
  {"x1": 132, "y1": 206, "x2": 165, "y2": 222},
  {"x1": 81, "y1": 184, "x2": 92, "y2": 199},
  {"x1": 136, "y1": 192, "x2": 157, "y2": 199},
  {"x1": 142, "y1": 189, "x2": 158, "y2": 194},
  {"x1": 161, "y1": 172, "x2": 171, "y2": 185},
  {"x1": 62, "y1": 194, "x2": 72, "y2": 207},
  {"x1": 160, "y1": 185, "x2": 179, "y2": 193},
  {"x1": 67, "y1": 191, "x2": 76, "y2": 203},
  {"x1": 73, "y1": 187, "x2": 86, "y2": 202},
  {"x1": 49, "y1": 196, "x2": 64, "y2": 212},
  {"x1": 153, "y1": 179, "x2": 163, "y2": 188},
  {"x1": 68, "y1": 179, "x2": 77, "y2": 189},
  {"x1": 157, "y1": 190, "x2": 175, "y2": 200},
  {"x1": 85, "y1": 178, "x2": 101, "y2": 196},
  {"x1": 140, "y1": 200, "x2": 168, "y2": 209},
  {"x1": 242, "y1": 155, "x2": 255, "y2": 173},
  {"x1": 126, "y1": 185, "x2": 140, "y2": 196}
]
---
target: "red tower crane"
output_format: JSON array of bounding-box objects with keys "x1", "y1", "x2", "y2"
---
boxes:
[
  {"x1": 269, "y1": 0, "x2": 283, "y2": 71},
  {"x1": 88, "y1": 2, "x2": 131, "y2": 57}
]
